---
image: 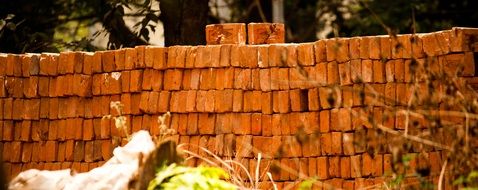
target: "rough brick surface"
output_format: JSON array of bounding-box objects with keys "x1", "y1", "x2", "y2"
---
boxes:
[{"x1": 2, "y1": 27, "x2": 476, "y2": 184}]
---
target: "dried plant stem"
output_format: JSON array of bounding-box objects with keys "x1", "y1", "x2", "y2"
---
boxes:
[
  {"x1": 352, "y1": 110, "x2": 452, "y2": 150},
  {"x1": 404, "y1": 85, "x2": 417, "y2": 136},
  {"x1": 438, "y1": 160, "x2": 448, "y2": 190}
]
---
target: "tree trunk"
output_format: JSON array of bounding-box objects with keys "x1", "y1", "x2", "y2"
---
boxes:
[{"x1": 159, "y1": 0, "x2": 209, "y2": 46}]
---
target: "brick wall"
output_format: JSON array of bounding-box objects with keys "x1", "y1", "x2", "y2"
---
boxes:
[{"x1": 1, "y1": 27, "x2": 478, "y2": 189}]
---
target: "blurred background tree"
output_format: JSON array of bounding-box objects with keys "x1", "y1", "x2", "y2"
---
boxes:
[{"x1": 0, "y1": 0, "x2": 477, "y2": 53}]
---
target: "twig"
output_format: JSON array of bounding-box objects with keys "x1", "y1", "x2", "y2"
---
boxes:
[
  {"x1": 438, "y1": 160, "x2": 447, "y2": 190},
  {"x1": 352, "y1": 109, "x2": 452, "y2": 150}
]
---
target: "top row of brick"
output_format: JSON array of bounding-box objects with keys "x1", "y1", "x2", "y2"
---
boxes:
[
  {"x1": 206, "y1": 23, "x2": 285, "y2": 45},
  {"x1": 0, "y1": 27, "x2": 476, "y2": 76}
]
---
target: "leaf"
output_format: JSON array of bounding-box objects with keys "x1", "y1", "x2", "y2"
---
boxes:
[
  {"x1": 6, "y1": 22, "x2": 16, "y2": 30},
  {"x1": 453, "y1": 175, "x2": 465, "y2": 185},
  {"x1": 298, "y1": 178, "x2": 317, "y2": 190}
]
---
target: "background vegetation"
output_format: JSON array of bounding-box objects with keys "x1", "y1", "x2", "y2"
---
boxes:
[{"x1": 1, "y1": 0, "x2": 477, "y2": 53}]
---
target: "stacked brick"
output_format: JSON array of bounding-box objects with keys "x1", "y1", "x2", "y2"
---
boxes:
[{"x1": 1, "y1": 27, "x2": 477, "y2": 189}]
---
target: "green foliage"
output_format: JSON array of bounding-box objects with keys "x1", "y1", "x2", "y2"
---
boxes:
[
  {"x1": 147, "y1": 163, "x2": 237, "y2": 190},
  {"x1": 297, "y1": 177, "x2": 317, "y2": 190},
  {"x1": 453, "y1": 171, "x2": 478, "y2": 189}
]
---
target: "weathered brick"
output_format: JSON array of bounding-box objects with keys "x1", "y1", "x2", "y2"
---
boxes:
[
  {"x1": 373, "y1": 60, "x2": 385, "y2": 83},
  {"x1": 129, "y1": 70, "x2": 143, "y2": 92},
  {"x1": 247, "y1": 23, "x2": 285, "y2": 45},
  {"x1": 394, "y1": 59, "x2": 405, "y2": 82},
  {"x1": 124, "y1": 48, "x2": 136, "y2": 70},
  {"x1": 338, "y1": 61, "x2": 352, "y2": 85},
  {"x1": 298, "y1": 43, "x2": 315, "y2": 66},
  {"x1": 317, "y1": 157, "x2": 329, "y2": 180},
  {"x1": 361, "y1": 59, "x2": 373, "y2": 83},
  {"x1": 215, "y1": 113, "x2": 232, "y2": 134},
  {"x1": 206, "y1": 23, "x2": 246, "y2": 45},
  {"x1": 141, "y1": 69, "x2": 153, "y2": 90},
  {"x1": 327, "y1": 61, "x2": 339, "y2": 84},
  {"x1": 351, "y1": 155, "x2": 362, "y2": 178},
  {"x1": 197, "y1": 113, "x2": 215, "y2": 135},
  {"x1": 290, "y1": 89, "x2": 308, "y2": 112}
]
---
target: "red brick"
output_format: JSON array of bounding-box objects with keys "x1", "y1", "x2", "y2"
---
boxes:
[
  {"x1": 276, "y1": 68, "x2": 289, "y2": 90},
  {"x1": 24, "y1": 99, "x2": 40, "y2": 120},
  {"x1": 18, "y1": 54, "x2": 32, "y2": 77},
  {"x1": 369, "y1": 37, "x2": 381, "y2": 59},
  {"x1": 384, "y1": 60, "x2": 395, "y2": 82},
  {"x1": 58, "y1": 52, "x2": 71, "y2": 74},
  {"x1": 247, "y1": 23, "x2": 285, "y2": 45},
  {"x1": 362, "y1": 153, "x2": 374, "y2": 177},
  {"x1": 167, "y1": 46, "x2": 187, "y2": 68},
  {"x1": 327, "y1": 61, "x2": 339, "y2": 84},
  {"x1": 235, "y1": 135, "x2": 252, "y2": 158},
  {"x1": 12, "y1": 98, "x2": 24, "y2": 120},
  {"x1": 390, "y1": 36, "x2": 403, "y2": 59},
  {"x1": 111, "y1": 49, "x2": 125, "y2": 71},
  {"x1": 91, "y1": 74, "x2": 102, "y2": 95},
  {"x1": 251, "y1": 69, "x2": 261, "y2": 90},
  {"x1": 124, "y1": 48, "x2": 136, "y2": 70},
  {"x1": 138, "y1": 92, "x2": 149, "y2": 113},
  {"x1": 289, "y1": 67, "x2": 308, "y2": 89},
  {"x1": 394, "y1": 59, "x2": 405, "y2": 82},
  {"x1": 198, "y1": 68, "x2": 215, "y2": 90},
  {"x1": 185, "y1": 113, "x2": 198, "y2": 135},
  {"x1": 233, "y1": 68, "x2": 251, "y2": 90},
  {"x1": 45, "y1": 141, "x2": 58, "y2": 162},
  {"x1": 243, "y1": 91, "x2": 253, "y2": 112},
  {"x1": 351, "y1": 155, "x2": 362, "y2": 178},
  {"x1": 317, "y1": 157, "x2": 329, "y2": 180},
  {"x1": 359, "y1": 37, "x2": 370, "y2": 59},
  {"x1": 203, "y1": 90, "x2": 215, "y2": 112},
  {"x1": 205, "y1": 23, "x2": 246, "y2": 45},
  {"x1": 0, "y1": 55, "x2": 6, "y2": 76},
  {"x1": 308, "y1": 88, "x2": 319, "y2": 111},
  {"x1": 135, "y1": 46, "x2": 146, "y2": 68},
  {"x1": 372, "y1": 154, "x2": 383, "y2": 177},
  {"x1": 361, "y1": 59, "x2": 373, "y2": 83},
  {"x1": 289, "y1": 89, "x2": 308, "y2": 112},
  {"x1": 218, "y1": 45, "x2": 232, "y2": 67},
  {"x1": 337, "y1": 39, "x2": 350, "y2": 63},
  {"x1": 421, "y1": 33, "x2": 442, "y2": 56},
  {"x1": 152, "y1": 47, "x2": 167, "y2": 70},
  {"x1": 196, "y1": 113, "x2": 214, "y2": 135},
  {"x1": 372, "y1": 60, "x2": 385, "y2": 83},
  {"x1": 215, "y1": 113, "x2": 232, "y2": 134},
  {"x1": 338, "y1": 62, "x2": 352, "y2": 85},
  {"x1": 19, "y1": 121, "x2": 31, "y2": 141},
  {"x1": 215, "y1": 68, "x2": 233, "y2": 90},
  {"x1": 274, "y1": 91, "x2": 289, "y2": 113},
  {"x1": 268, "y1": 45, "x2": 288, "y2": 67},
  {"x1": 450, "y1": 27, "x2": 478, "y2": 52},
  {"x1": 101, "y1": 140, "x2": 112, "y2": 160},
  {"x1": 318, "y1": 87, "x2": 332, "y2": 109},
  {"x1": 200, "y1": 45, "x2": 221, "y2": 68},
  {"x1": 141, "y1": 69, "x2": 153, "y2": 90},
  {"x1": 120, "y1": 71, "x2": 130, "y2": 93},
  {"x1": 297, "y1": 43, "x2": 315, "y2": 66},
  {"x1": 302, "y1": 134, "x2": 320, "y2": 157},
  {"x1": 410, "y1": 35, "x2": 425, "y2": 58},
  {"x1": 129, "y1": 70, "x2": 143, "y2": 92},
  {"x1": 285, "y1": 45, "x2": 298, "y2": 67},
  {"x1": 334, "y1": 108, "x2": 352, "y2": 131},
  {"x1": 232, "y1": 113, "x2": 251, "y2": 135},
  {"x1": 22, "y1": 54, "x2": 40, "y2": 77},
  {"x1": 261, "y1": 115, "x2": 272, "y2": 137},
  {"x1": 380, "y1": 36, "x2": 391, "y2": 59},
  {"x1": 340, "y1": 157, "x2": 351, "y2": 179},
  {"x1": 185, "y1": 46, "x2": 198, "y2": 68},
  {"x1": 343, "y1": 133, "x2": 355, "y2": 155},
  {"x1": 82, "y1": 119, "x2": 94, "y2": 140},
  {"x1": 163, "y1": 69, "x2": 183, "y2": 90},
  {"x1": 398, "y1": 35, "x2": 413, "y2": 58}
]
